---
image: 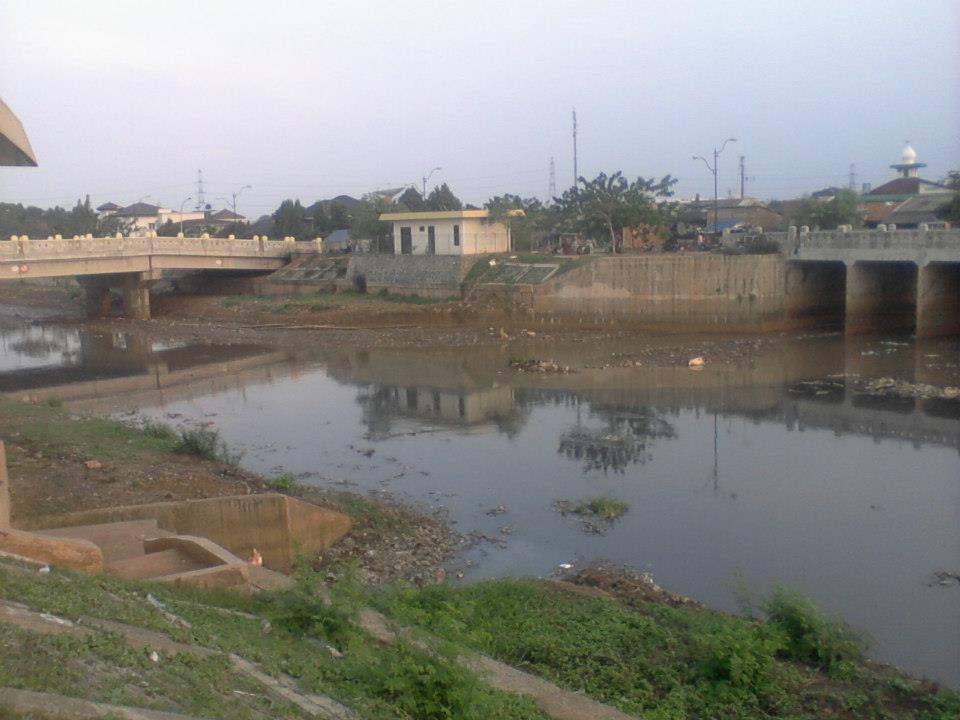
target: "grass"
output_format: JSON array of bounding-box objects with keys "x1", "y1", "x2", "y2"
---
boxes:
[
  {"x1": 563, "y1": 495, "x2": 629, "y2": 520},
  {"x1": 374, "y1": 579, "x2": 960, "y2": 720},
  {"x1": 266, "y1": 473, "x2": 299, "y2": 492},
  {"x1": 0, "y1": 398, "x2": 180, "y2": 462},
  {"x1": 462, "y1": 253, "x2": 592, "y2": 286},
  {"x1": 173, "y1": 426, "x2": 244, "y2": 466},
  {"x1": 0, "y1": 563, "x2": 545, "y2": 720}
]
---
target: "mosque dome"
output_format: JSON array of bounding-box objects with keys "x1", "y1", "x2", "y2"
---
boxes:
[{"x1": 901, "y1": 142, "x2": 918, "y2": 164}]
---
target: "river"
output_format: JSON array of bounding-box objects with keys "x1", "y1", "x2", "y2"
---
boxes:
[{"x1": 1, "y1": 314, "x2": 958, "y2": 687}]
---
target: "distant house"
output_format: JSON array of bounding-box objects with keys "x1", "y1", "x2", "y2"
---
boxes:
[
  {"x1": 378, "y1": 210, "x2": 511, "y2": 255},
  {"x1": 205, "y1": 208, "x2": 247, "y2": 228},
  {"x1": 114, "y1": 202, "x2": 163, "y2": 235},
  {"x1": 860, "y1": 143, "x2": 952, "y2": 227},
  {"x1": 96, "y1": 201, "x2": 120, "y2": 217},
  {"x1": 692, "y1": 198, "x2": 784, "y2": 232}
]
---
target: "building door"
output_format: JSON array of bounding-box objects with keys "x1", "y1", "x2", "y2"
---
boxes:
[
  {"x1": 427, "y1": 226, "x2": 436, "y2": 255},
  {"x1": 400, "y1": 227, "x2": 412, "y2": 254}
]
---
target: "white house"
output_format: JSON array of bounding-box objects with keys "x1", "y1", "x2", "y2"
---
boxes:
[{"x1": 378, "y1": 210, "x2": 511, "y2": 255}]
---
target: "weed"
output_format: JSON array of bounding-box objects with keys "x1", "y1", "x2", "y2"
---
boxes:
[
  {"x1": 562, "y1": 495, "x2": 629, "y2": 520},
  {"x1": 173, "y1": 426, "x2": 243, "y2": 466},
  {"x1": 763, "y1": 586, "x2": 866, "y2": 672},
  {"x1": 43, "y1": 397, "x2": 63, "y2": 408},
  {"x1": 698, "y1": 623, "x2": 784, "y2": 690},
  {"x1": 267, "y1": 473, "x2": 299, "y2": 492},
  {"x1": 139, "y1": 418, "x2": 178, "y2": 442}
]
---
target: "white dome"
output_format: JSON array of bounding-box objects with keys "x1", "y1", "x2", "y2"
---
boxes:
[{"x1": 901, "y1": 142, "x2": 918, "y2": 164}]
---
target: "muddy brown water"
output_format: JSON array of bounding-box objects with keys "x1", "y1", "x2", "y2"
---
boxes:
[{"x1": 1, "y1": 319, "x2": 958, "y2": 687}]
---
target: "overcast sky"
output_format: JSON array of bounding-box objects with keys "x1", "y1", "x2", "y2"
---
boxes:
[{"x1": 2, "y1": 0, "x2": 958, "y2": 217}]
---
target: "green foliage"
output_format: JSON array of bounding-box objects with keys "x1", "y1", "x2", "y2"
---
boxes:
[
  {"x1": 140, "y1": 418, "x2": 178, "y2": 442},
  {"x1": 174, "y1": 426, "x2": 243, "y2": 466},
  {"x1": 793, "y1": 189, "x2": 864, "y2": 229},
  {"x1": 0, "y1": 197, "x2": 100, "y2": 239},
  {"x1": 398, "y1": 187, "x2": 427, "y2": 211},
  {"x1": 42, "y1": 396, "x2": 63, "y2": 408},
  {"x1": 426, "y1": 183, "x2": 462, "y2": 211},
  {"x1": 567, "y1": 495, "x2": 629, "y2": 520},
  {"x1": 484, "y1": 194, "x2": 549, "y2": 251},
  {"x1": 763, "y1": 586, "x2": 866, "y2": 671},
  {"x1": 272, "y1": 199, "x2": 307, "y2": 239},
  {"x1": 267, "y1": 473, "x2": 299, "y2": 491},
  {"x1": 698, "y1": 624, "x2": 784, "y2": 690},
  {"x1": 552, "y1": 172, "x2": 677, "y2": 251}
]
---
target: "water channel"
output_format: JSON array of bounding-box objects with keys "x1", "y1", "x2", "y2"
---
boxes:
[{"x1": 1, "y1": 312, "x2": 958, "y2": 687}]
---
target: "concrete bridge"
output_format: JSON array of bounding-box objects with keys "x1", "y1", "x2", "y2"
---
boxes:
[
  {"x1": 781, "y1": 227, "x2": 960, "y2": 337},
  {"x1": 0, "y1": 235, "x2": 320, "y2": 319}
]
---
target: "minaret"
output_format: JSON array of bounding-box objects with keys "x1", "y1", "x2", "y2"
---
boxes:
[{"x1": 890, "y1": 141, "x2": 926, "y2": 178}]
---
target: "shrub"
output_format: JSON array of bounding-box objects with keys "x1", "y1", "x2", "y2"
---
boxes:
[
  {"x1": 140, "y1": 418, "x2": 177, "y2": 442},
  {"x1": 763, "y1": 586, "x2": 865, "y2": 672},
  {"x1": 43, "y1": 397, "x2": 63, "y2": 408},
  {"x1": 173, "y1": 426, "x2": 243, "y2": 466},
  {"x1": 698, "y1": 623, "x2": 783, "y2": 690}
]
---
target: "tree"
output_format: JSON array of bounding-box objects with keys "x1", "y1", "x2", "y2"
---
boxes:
[
  {"x1": 272, "y1": 199, "x2": 306, "y2": 239},
  {"x1": 426, "y1": 183, "x2": 462, "y2": 211},
  {"x1": 398, "y1": 187, "x2": 427, "y2": 212},
  {"x1": 553, "y1": 172, "x2": 677, "y2": 251},
  {"x1": 794, "y1": 189, "x2": 863, "y2": 230},
  {"x1": 485, "y1": 194, "x2": 548, "y2": 251},
  {"x1": 349, "y1": 196, "x2": 404, "y2": 252}
]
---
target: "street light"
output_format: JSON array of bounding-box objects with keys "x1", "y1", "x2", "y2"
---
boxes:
[
  {"x1": 693, "y1": 137, "x2": 737, "y2": 235},
  {"x1": 421, "y1": 167, "x2": 442, "y2": 199},
  {"x1": 178, "y1": 196, "x2": 192, "y2": 235}
]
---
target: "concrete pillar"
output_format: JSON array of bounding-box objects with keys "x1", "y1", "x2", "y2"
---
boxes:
[
  {"x1": 845, "y1": 261, "x2": 917, "y2": 335},
  {"x1": 120, "y1": 276, "x2": 152, "y2": 320},
  {"x1": 78, "y1": 278, "x2": 113, "y2": 319},
  {"x1": 0, "y1": 441, "x2": 10, "y2": 528},
  {"x1": 916, "y1": 262, "x2": 960, "y2": 338}
]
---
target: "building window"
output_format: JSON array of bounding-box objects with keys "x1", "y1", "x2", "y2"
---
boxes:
[
  {"x1": 419, "y1": 226, "x2": 425, "y2": 232},
  {"x1": 453, "y1": 224, "x2": 460, "y2": 246}
]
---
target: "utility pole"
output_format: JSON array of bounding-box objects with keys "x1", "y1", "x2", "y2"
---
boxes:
[
  {"x1": 572, "y1": 107, "x2": 579, "y2": 189},
  {"x1": 548, "y1": 156, "x2": 557, "y2": 198},
  {"x1": 739, "y1": 156, "x2": 746, "y2": 200},
  {"x1": 693, "y1": 137, "x2": 737, "y2": 234},
  {"x1": 195, "y1": 170, "x2": 206, "y2": 212},
  {"x1": 421, "y1": 166, "x2": 442, "y2": 200}
]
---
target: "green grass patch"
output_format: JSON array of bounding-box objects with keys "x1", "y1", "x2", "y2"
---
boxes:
[
  {"x1": 1, "y1": 399, "x2": 179, "y2": 461},
  {"x1": 266, "y1": 473, "x2": 299, "y2": 492},
  {"x1": 374, "y1": 579, "x2": 959, "y2": 720},
  {"x1": 561, "y1": 495, "x2": 629, "y2": 520}
]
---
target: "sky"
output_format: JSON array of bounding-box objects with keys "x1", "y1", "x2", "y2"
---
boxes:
[{"x1": 1, "y1": 0, "x2": 958, "y2": 218}]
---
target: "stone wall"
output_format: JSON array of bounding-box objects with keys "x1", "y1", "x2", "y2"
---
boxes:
[
  {"x1": 346, "y1": 254, "x2": 480, "y2": 298},
  {"x1": 529, "y1": 254, "x2": 791, "y2": 331}
]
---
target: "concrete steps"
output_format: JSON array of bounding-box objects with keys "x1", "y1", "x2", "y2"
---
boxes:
[
  {"x1": 38, "y1": 519, "x2": 172, "y2": 563},
  {"x1": 107, "y1": 548, "x2": 206, "y2": 580}
]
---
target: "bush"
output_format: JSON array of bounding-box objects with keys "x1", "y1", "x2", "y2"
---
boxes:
[
  {"x1": 763, "y1": 587, "x2": 865, "y2": 672},
  {"x1": 140, "y1": 418, "x2": 177, "y2": 442},
  {"x1": 699, "y1": 624, "x2": 783, "y2": 690},
  {"x1": 173, "y1": 426, "x2": 243, "y2": 466},
  {"x1": 569, "y1": 495, "x2": 629, "y2": 520}
]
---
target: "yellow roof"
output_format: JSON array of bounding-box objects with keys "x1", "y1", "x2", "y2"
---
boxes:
[{"x1": 0, "y1": 98, "x2": 37, "y2": 166}]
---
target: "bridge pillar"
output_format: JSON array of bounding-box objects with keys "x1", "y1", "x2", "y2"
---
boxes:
[
  {"x1": 917, "y1": 262, "x2": 960, "y2": 338},
  {"x1": 120, "y1": 276, "x2": 152, "y2": 320},
  {"x1": 845, "y1": 261, "x2": 917, "y2": 335},
  {"x1": 77, "y1": 278, "x2": 113, "y2": 319}
]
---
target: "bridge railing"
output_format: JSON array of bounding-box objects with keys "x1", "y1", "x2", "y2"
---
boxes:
[
  {"x1": 793, "y1": 228, "x2": 960, "y2": 251},
  {"x1": 0, "y1": 236, "x2": 320, "y2": 261}
]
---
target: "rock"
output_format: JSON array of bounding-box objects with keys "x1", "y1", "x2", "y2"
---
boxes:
[
  {"x1": 688, "y1": 357, "x2": 705, "y2": 367},
  {"x1": 84, "y1": 460, "x2": 102, "y2": 470}
]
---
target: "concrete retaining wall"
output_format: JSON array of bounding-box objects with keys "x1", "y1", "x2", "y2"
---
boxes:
[
  {"x1": 346, "y1": 255, "x2": 479, "y2": 298},
  {"x1": 530, "y1": 254, "x2": 792, "y2": 331}
]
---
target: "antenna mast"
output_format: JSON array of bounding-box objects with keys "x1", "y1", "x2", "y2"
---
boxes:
[
  {"x1": 848, "y1": 163, "x2": 856, "y2": 192},
  {"x1": 195, "y1": 170, "x2": 206, "y2": 211},
  {"x1": 572, "y1": 107, "x2": 578, "y2": 189},
  {"x1": 549, "y1": 156, "x2": 557, "y2": 198}
]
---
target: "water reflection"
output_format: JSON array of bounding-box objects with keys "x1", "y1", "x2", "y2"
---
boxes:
[{"x1": 0, "y1": 323, "x2": 958, "y2": 686}]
